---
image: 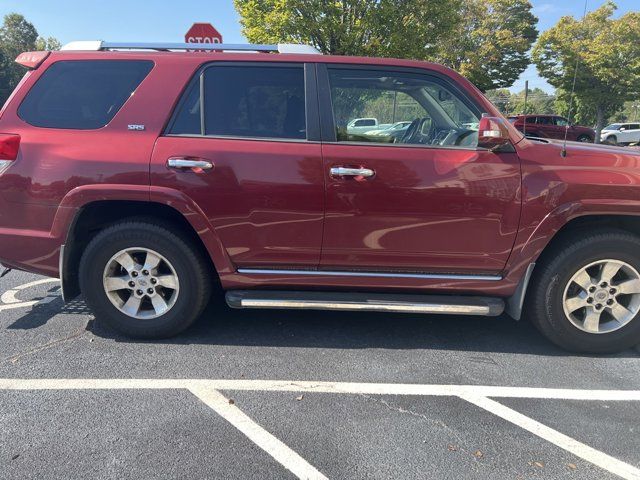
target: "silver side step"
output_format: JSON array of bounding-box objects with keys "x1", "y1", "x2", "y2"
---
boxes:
[{"x1": 225, "y1": 291, "x2": 504, "y2": 316}]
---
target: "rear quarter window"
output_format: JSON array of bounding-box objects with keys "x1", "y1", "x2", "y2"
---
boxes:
[{"x1": 17, "y1": 60, "x2": 153, "y2": 129}]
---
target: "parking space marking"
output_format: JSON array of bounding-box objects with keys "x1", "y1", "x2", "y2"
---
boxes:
[
  {"x1": 461, "y1": 394, "x2": 640, "y2": 480},
  {"x1": 0, "y1": 278, "x2": 58, "y2": 304},
  {"x1": 190, "y1": 385, "x2": 328, "y2": 480},
  {"x1": 2, "y1": 379, "x2": 640, "y2": 479},
  {"x1": 4, "y1": 378, "x2": 637, "y2": 401},
  {"x1": 0, "y1": 278, "x2": 60, "y2": 312}
]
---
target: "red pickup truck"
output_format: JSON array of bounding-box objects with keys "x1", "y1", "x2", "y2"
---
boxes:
[{"x1": 1, "y1": 42, "x2": 639, "y2": 353}]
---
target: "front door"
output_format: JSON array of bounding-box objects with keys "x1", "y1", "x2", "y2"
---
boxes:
[
  {"x1": 151, "y1": 62, "x2": 324, "y2": 268},
  {"x1": 318, "y1": 65, "x2": 521, "y2": 274}
]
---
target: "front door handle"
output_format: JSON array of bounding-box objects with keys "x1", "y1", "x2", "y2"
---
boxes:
[
  {"x1": 330, "y1": 166, "x2": 375, "y2": 178},
  {"x1": 167, "y1": 158, "x2": 213, "y2": 170}
]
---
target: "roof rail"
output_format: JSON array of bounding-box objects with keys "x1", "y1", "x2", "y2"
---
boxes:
[{"x1": 60, "y1": 41, "x2": 321, "y2": 55}]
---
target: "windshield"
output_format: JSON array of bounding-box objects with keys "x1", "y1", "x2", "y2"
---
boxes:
[{"x1": 604, "y1": 124, "x2": 622, "y2": 130}]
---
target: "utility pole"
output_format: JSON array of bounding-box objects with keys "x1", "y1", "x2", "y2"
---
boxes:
[{"x1": 523, "y1": 80, "x2": 529, "y2": 136}]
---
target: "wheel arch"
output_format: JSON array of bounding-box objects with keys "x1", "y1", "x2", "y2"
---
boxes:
[
  {"x1": 60, "y1": 198, "x2": 230, "y2": 300},
  {"x1": 506, "y1": 212, "x2": 640, "y2": 320}
]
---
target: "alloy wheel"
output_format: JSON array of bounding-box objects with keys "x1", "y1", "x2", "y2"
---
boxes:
[
  {"x1": 102, "y1": 247, "x2": 180, "y2": 319},
  {"x1": 563, "y1": 259, "x2": 640, "y2": 334}
]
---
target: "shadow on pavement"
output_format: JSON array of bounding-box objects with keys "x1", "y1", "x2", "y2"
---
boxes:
[{"x1": 87, "y1": 292, "x2": 640, "y2": 359}]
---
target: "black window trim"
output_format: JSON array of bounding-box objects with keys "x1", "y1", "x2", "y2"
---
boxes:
[
  {"x1": 17, "y1": 59, "x2": 155, "y2": 131},
  {"x1": 164, "y1": 61, "x2": 321, "y2": 142},
  {"x1": 316, "y1": 63, "x2": 488, "y2": 151}
]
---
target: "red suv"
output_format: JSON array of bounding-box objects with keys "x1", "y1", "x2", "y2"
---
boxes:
[
  {"x1": 508, "y1": 114, "x2": 595, "y2": 143},
  {"x1": 1, "y1": 42, "x2": 639, "y2": 353}
]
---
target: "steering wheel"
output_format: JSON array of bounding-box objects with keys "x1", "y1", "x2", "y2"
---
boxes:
[{"x1": 400, "y1": 118, "x2": 429, "y2": 144}]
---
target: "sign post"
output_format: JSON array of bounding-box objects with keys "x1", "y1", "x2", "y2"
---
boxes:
[{"x1": 185, "y1": 23, "x2": 223, "y2": 45}]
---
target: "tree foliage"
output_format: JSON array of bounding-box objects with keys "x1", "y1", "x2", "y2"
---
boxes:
[
  {"x1": 0, "y1": 13, "x2": 60, "y2": 104},
  {"x1": 532, "y1": 1, "x2": 640, "y2": 141},
  {"x1": 234, "y1": 0, "x2": 537, "y2": 91},
  {"x1": 436, "y1": 0, "x2": 538, "y2": 91},
  {"x1": 486, "y1": 87, "x2": 556, "y2": 116}
]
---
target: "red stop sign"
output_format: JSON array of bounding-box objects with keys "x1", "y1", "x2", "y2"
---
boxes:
[{"x1": 185, "y1": 23, "x2": 223, "y2": 44}]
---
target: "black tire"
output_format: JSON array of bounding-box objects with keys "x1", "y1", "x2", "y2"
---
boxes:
[
  {"x1": 526, "y1": 230, "x2": 640, "y2": 353},
  {"x1": 577, "y1": 134, "x2": 592, "y2": 143},
  {"x1": 605, "y1": 135, "x2": 618, "y2": 145},
  {"x1": 79, "y1": 220, "x2": 212, "y2": 338}
]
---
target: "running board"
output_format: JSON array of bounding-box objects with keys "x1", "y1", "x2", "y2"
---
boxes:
[{"x1": 225, "y1": 291, "x2": 504, "y2": 316}]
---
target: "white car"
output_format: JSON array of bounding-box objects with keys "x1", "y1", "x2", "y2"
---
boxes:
[
  {"x1": 600, "y1": 122, "x2": 640, "y2": 145},
  {"x1": 347, "y1": 118, "x2": 384, "y2": 135}
]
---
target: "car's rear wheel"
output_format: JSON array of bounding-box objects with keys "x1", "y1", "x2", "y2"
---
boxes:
[
  {"x1": 80, "y1": 220, "x2": 211, "y2": 338},
  {"x1": 527, "y1": 230, "x2": 640, "y2": 353},
  {"x1": 577, "y1": 134, "x2": 592, "y2": 143}
]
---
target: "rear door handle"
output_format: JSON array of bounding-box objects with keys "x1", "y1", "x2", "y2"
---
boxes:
[
  {"x1": 167, "y1": 158, "x2": 213, "y2": 170},
  {"x1": 330, "y1": 167, "x2": 375, "y2": 178}
]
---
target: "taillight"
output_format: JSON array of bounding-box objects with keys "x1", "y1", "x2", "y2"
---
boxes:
[{"x1": 0, "y1": 134, "x2": 20, "y2": 174}]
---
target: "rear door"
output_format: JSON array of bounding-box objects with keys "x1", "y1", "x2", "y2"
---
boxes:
[
  {"x1": 535, "y1": 116, "x2": 557, "y2": 138},
  {"x1": 151, "y1": 62, "x2": 324, "y2": 268},
  {"x1": 317, "y1": 64, "x2": 521, "y2": 274},
  {"x1": 626, "y1": 124, "x2": 640, "y2": 143}
]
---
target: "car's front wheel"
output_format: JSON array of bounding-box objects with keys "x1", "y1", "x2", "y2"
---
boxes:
[
  {"x1": 527, "y1": 230, "x2": 640, "y2": 353},
  {"x1": 79, "y1": 220, "x2": 211, "y2": 338}
]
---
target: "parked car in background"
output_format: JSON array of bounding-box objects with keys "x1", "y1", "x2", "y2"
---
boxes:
[
  {"x1": 346, "y1": 117, "x2": 381, "y2": 134},
  {"x1": 364, "y1": 121, "x2": 412, "y2": 140},
  {"x1": 600, "y1": 123, "x2": 640, "y2": 145},
  {"x1": 3, "y1": 41, "x2": 640, "y2": 354},
  {"x1": 508, "y1": 115, "x2": 595, "y2": 142}
]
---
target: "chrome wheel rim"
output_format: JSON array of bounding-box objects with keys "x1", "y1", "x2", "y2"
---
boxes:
[
  {"x1": 563, "y1": 259, "x2": 640, "y2": 334},
  {"x1": 102, "y1": 248, "x2": 180, "y2": 320}
]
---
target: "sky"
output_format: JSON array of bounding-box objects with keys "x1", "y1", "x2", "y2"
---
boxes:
[{"x1": 1, "y1": 0, "x2": 637, "y2": 93}]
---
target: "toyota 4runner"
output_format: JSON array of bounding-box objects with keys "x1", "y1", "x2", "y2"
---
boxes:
[{"x1": 1, "y1": 41, "x2": 639, "y2": 353}]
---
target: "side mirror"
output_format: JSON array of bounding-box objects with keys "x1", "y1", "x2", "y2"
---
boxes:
[
  {"x1": 620, "y1": 127, "x2": 626, "y2": 131},
  {"x1": 478, "y1": 116, "x2": 512, "y2": 150}
]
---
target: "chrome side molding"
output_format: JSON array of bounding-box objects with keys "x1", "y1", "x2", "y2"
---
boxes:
[
  {"x1": 237, "y1": 268, "x2": 502, "y2": 282},
  {"x1": 226, "y1": 290, "x2": 505, "y2": 316}
]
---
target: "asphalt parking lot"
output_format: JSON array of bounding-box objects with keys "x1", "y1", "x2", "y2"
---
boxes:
[{"x1": 1, "y1": 270, "x2": 640, "y2": 480}]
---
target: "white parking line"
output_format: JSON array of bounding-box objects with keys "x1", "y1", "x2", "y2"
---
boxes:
[
  {"x1": 190, "y1": 386, "x2": 328, "y2": 480},
  {"x1": 2, "y1": 378, "x2": 640, "y2": 400},
  {"x1": 462, "y1": 394, "x2": 640, "y2": 480},
  {"x1": 0, "y1": 278, "x2": 58, "y2": 304},
  {"x1": 1, "y1": 378, "x2": 639, "y2": 480}
]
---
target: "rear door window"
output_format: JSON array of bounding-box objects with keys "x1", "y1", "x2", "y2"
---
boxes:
[
  {"x1": 204, "y1": 65, "x2": 306, "y2": 139},
  {"x1": 18, "y1": 60, "x2": 153, "y2": 129}
]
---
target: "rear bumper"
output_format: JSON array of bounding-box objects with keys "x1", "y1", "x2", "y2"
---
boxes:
[{"x1": 0, "y1": 228, "x2": 61, "y2": 277}]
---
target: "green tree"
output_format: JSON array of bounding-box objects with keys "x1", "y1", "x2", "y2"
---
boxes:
[
  {"x1": 511, "y1": 87, "x2": 556, "y2": 115},
  {"x1": 0, "y1": 14, "x2": 38, "y2": 99},
  {"x1": 35, "y1": 36, "x2": 62, "y2": 51},
  {"x1": 436, "y1": 0, "x2": 538, "y2": 91},
  {"x1": 485, "y1": 88, "x2": 513, "y2": 114},
  {"x1": 234, "y1": 0, "x2": 537, "y2": 91},
  {"x1": 533, "y1": 2, "x2": 640, "y2": 142},
  {"x1": 0, "y1": 13, "x2": 60, "y2": 104}
]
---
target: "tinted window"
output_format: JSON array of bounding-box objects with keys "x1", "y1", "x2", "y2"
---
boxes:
[
  {"x1": 18, "y1": 60, "x2": 153, "y2": 129},
  {"x1": 169, "y1": 82, "x2": 201, "y2": 135},
  {"x1": 555, "y1": 117, "x2": 569, "y2": 126},
  {"x1": 353, "y1": 119, "x2": 376, "y2": 127},
  {"x1": 203, "y1": 65, "x2": 305, "y2": 139},
  {"x1": 629, "y1": 124, "x2": 640, "y2": 130},
  {"x1": 525, "y1": 117, "x2": 536, "y2": 124},
  {"x1": 328, "y1": 68, "x2": 480, "y2": 147}
]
